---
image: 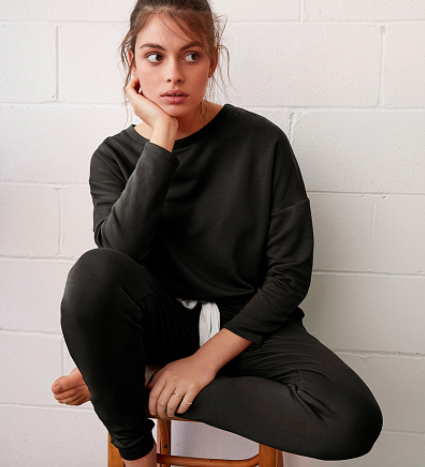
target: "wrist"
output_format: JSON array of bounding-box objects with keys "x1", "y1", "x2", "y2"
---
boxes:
[
  {"x1": 192, "y1": 328, "x2": 252, "y2": 373},
  {"x1": 150, "y1": 120, "x2": 178, "y2": 153},
  {"x1": 190, "y1": 350, "x2": 219, "y2": 373},
  {"x1": 152, "y1": 116, "x2": 178, "y2": 134}
]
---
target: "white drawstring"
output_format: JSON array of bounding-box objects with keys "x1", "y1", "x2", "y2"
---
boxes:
[{"x1": 175, "y1": 298, "x2": 220, "y2": 347}]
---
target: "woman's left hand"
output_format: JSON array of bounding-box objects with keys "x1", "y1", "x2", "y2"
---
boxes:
[{"x1": 146, "y1": 355, "x2": 217, "y2": 418}]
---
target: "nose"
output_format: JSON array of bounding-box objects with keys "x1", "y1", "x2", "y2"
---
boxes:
[{"x1": 165, "y1": 58, "x2": 184, "y2": 83}]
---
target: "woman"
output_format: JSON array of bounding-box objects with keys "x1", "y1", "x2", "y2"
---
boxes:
[{"x1": 52, "y1": 1, "x2": 383, "y2": 466}]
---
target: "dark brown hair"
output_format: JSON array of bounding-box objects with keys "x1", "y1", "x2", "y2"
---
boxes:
[{"x1": 119, "y1": 0, "x2": 233, "y2": 125}]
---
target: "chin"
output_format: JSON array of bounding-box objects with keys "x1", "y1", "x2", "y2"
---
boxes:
[{"x1": 161, "y1": 104, "x2": 190, "y2": 114}]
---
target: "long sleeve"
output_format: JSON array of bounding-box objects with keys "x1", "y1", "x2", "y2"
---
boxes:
[
  {"x1": 222, "y1": 131, "x2": 314, "y2": 348},
  {"x1": 88, "y1": 139, "x2": 179, "y2": 265}
]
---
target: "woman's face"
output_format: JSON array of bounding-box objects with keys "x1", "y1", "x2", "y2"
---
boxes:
[{"x1": 128, "y1": 14, "x2": 216, "y2": 117}]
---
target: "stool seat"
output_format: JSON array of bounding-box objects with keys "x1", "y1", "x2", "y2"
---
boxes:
[{"x1": 107, "y1": 364, "x2": 284, "y2": 467}]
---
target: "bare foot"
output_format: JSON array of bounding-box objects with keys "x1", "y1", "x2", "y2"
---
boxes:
[
  {"x1": 51, "y1": 367, "x2": 90, "y2": 406},
  {"x1": 122, "y1": 439, "x2": 157, "y2": 467},
  {"x1": 51, "y1": 365, "x2": 162, "y2": 406}
]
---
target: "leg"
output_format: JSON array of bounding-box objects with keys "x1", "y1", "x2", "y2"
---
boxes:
[
  {"x1": 174, "y1": 316, "x2": 383, "y2": 461},
  {"x1": 60, "y1": 248, "x2": 201, "y2": 461}
]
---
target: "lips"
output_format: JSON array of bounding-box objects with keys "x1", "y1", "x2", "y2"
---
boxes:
[
  {"x1": 161, "y1": 95, "x2": 188, "y2": 104},
  {"x1": 162, "y1": 91, "x2": 188, "y2": 97}
]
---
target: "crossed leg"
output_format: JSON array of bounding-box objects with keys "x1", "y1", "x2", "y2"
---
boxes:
[{"x1": 174, "y1": 317, "x2": 383, "y2": 461}]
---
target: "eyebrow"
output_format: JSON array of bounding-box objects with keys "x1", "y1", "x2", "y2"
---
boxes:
[{"x1": 139, "y1": 41, "x2": 203, "y2": 51}]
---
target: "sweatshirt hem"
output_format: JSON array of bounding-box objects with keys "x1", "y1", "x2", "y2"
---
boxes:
[
  {"x1": 221, "y1": 323, "x2": 264, "y2": 347},
  {"x1": 144, "y1": 141, "x2": 179, "y2": 167}
]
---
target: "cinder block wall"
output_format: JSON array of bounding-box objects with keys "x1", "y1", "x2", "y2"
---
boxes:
[{"x1": 1, "y1": 1, "x2": 424, "y2": 465}]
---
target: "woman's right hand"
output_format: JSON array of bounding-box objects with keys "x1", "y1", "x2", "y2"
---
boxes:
[{"x1": 125, "y1": 75, "x2": 179, "y2": 132}]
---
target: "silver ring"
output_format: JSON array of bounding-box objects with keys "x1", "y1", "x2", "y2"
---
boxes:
[{"x1": 172, "y1": 392, "x2": 193, "y2": 405}]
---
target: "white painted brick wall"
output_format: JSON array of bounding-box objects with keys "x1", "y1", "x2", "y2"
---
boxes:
[{"x1": 1, "y1": 1, "x2": 424, "y2": 465}]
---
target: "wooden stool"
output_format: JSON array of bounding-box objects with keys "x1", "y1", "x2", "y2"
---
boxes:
[{"x1": 107, "y1": 366, "x2": 284, "y2": 467}]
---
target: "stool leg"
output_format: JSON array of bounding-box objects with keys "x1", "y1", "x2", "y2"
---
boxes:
[
  {"x1": 259, "y1": 444, "x2": 284, "y2": 467},
  {"x1": 107, "y1": 432, "x2": 124, "y2": 467},
  {"x1": 277, "y1": 449, "x2": 284, "y2": 467},
  {"x1": 157, "y1": 419, "x2": 171, "y2": 467}
]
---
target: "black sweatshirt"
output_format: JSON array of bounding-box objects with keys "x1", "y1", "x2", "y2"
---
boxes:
[{"x1": 88, "y1": 103, "x2": 314, "y2": 348}]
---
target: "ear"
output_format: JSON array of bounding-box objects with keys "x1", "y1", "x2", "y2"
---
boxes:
[
  {"x1": 209, "y1": 46, "x2": 219, "y2": 77},
  {"x1": 128, "y1": 49, "x2": 136, "y2": 73}
]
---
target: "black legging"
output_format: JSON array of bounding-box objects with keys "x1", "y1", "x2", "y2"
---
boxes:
[{"x1": 60, "y1": 248, "x2": 383, "y2": 462}]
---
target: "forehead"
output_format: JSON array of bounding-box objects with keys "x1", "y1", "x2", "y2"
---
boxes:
[{"x1": 136, "y1": 14, "x2": 198, "y2": 50}]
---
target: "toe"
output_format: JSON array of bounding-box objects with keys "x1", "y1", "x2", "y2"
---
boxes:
[
  {"x1": 54, "y1": 383, "x2": 86, "y2": 401},
  {"x1": 61, "y1": 388, "x2": 90, "y2": 406},
  {"x1": 68, "y1": 368, "x2": 85, "y2": 386},
  {"x1": 52, "y1": 368, "x2": 85, "y2": 394},
  {"x1": 52, "y1": 376, "x2": 66, "y2": 393}
]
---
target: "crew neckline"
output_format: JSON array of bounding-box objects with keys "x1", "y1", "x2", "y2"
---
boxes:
[{"x1": 127, "y1": 103, "x2": 234, "y2": 151}]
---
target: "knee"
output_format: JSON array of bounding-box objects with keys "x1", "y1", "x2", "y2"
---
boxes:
[
  {"x1": 329, "y1": 383, "x2": 383, "y2": 460},
  {"x1": 65, "y1": 247, "x2": 142, "y2": 295},
  {"x1": 67, "y1": 247, "x2": 124, "y2": 283},
  {"x1": 61, "y1": 248, "x2": 126, "y2": 321}
]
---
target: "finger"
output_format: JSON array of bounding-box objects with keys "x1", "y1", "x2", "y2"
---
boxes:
[
  {"x1": 127, "y1": 74, "x2": 138, "y2": 85},
  {"x1": 148, "y1": 377, "x2": 167, "y2": 417},
  {"x1": 146, "y1": 369, "x2": 160, "y2": 390},
  {"x1": 156, "y1": 384, "x2": 179, "y2": 419},
  {"x1": 126, "y1": 75, "x2": 140, "y2": 92},
  {"x1": 175, "y1": 390, "x2": 196, "y2": 415},
  {"x1": 125, "y1": 76, "x2": 139, "y2": 97},
  {"x1": 166, "y1": 389, "x2": 185, "y2": 418}
]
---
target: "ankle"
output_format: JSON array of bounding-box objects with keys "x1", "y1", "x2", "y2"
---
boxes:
[{"x1": 122, "y1": 440, "x2": 157, "y2": 467}]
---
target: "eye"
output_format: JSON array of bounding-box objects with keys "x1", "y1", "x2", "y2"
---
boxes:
[
  {"x1": 145, "y1": 52, "x2": 200, "y2": 63},
  {"x1": 185, "y1": 53, "x2": 200, "y2": 62},
  {"x1": 146, "y1": 53, "x2": 163, "y2": 63}
]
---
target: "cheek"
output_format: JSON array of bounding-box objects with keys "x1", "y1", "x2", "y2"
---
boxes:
[
  {"x1": 137, "y1": 59, "x2": 157, "y2": 77},
  {"x1": 192, "y1": 69, "x2": 209, "y2": 85},
  {"x1": 200, "y1": 66, "x2": 212, "y2": 81},
  {"x1": 137, "y1": 70, "x2": 156, "y2": 90}
]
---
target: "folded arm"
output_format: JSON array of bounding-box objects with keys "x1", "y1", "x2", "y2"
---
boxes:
[
  {"x1": 221, "y1": 130, "x2": 314, "y2": 348},
  {"x1": 89, "y1": 139, "x2": 179, "y2": 265},
  {"x1": 222, "y1": 198, "x2": 314, "y2": 348}
]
